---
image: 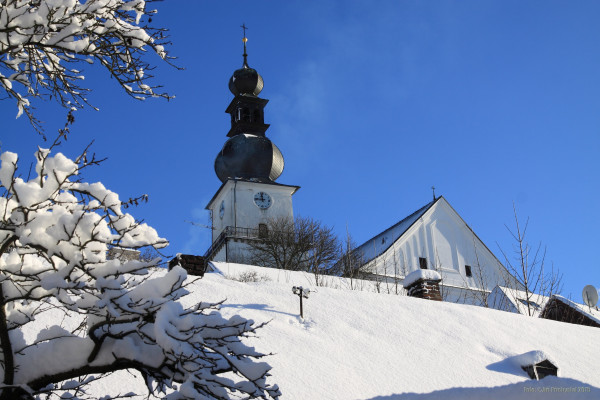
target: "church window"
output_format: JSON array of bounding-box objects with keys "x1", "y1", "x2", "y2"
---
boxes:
[
  {"x1": 258, "y1": 223, "x2": 268, "y2": 239},
  {"x1": 465, "y1": 265, "x2": 472, "y2": 277},
  {"x1": 419, "y1": 257, "x2": 428, "y2": 269}
]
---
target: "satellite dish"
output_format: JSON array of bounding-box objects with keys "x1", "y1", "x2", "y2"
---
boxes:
[{"x1": 582, "y1": 285, "x2": 599, "y2": 307}]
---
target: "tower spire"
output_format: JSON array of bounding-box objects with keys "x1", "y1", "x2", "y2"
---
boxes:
[
  {"x1": 241, "y1": 23, "x2": 249, "y2": 67},
  {"x1": 216, "y1": 29, "x2": 283, "y2": 183}
]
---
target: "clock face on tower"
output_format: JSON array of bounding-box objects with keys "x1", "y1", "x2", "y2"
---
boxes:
[{"x1": 253, "y1": 191, "x2": 272, "y2": 209}]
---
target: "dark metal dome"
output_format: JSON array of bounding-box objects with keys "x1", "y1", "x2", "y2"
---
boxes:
[
  {"x1": 229, "y1": 65, "x2": 264, "y2": 96},
  {"x1": 214, "y1": 134, "x2": 284, "y2": 183}
]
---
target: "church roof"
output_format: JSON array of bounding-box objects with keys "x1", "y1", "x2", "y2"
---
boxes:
[{"x1": 354, "y1": 197, "x2": 439, "y2": 265}]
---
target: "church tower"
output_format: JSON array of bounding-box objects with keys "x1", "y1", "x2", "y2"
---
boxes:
[{"x1": 205, "y1": 30, "x2": 299, "y2": 263}]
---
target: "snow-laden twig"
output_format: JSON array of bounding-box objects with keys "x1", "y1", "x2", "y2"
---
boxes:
[{"x1": 0, "y1": 0, "x2": 177, "y2": 136}]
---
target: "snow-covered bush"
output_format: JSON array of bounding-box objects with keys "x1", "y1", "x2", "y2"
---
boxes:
[
  {"x1": 0, "y1": 145, "x2": 280, "y2": 399},
  {"x1": 228, "y1": 271, "x2": 272, "y2": 283},
  {"x1": 0, "y1": 0, "x2": 173, "y2": 133}
]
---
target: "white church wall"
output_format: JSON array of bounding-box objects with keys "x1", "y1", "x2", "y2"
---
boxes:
[
  {"x1": 207, "y1": 179, "x2": 296, "y2": 242},
  {"x1": 207, "y1": 240, "x2": 257, "y2": 264},
  {"x1": 230, "y1": 181, "x2": 295, "y2": 231},
  {"x1": 207, "y1": 181, "x2": 234, "y2": 243},
  {"x1": 211, "y1": 245, "x2": 227, "y2": 262},
  {"x1": 362, "y1": 198, "x2": 513, "y2": 304},
  {"x1": 225, "y1": 241, "x2": 257, "y2": 265}
]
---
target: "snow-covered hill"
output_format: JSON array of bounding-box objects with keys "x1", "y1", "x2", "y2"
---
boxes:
[{"x1": 87, "y1": 262, "x2": 600, "y2": 399}]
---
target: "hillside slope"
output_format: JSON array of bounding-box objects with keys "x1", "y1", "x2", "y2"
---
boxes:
[
  {"x1": 187, "y1": 263, "x2": 600, "y2": 399},
  {"x1": 66, "y1": 262, "x2": 600, "y2": 399}
]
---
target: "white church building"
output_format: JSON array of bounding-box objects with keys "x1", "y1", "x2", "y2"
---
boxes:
[{"x1": 353, "y1": 196, "x2": 520, "y2": 305}]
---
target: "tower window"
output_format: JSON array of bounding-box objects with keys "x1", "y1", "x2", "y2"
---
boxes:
[
  {"x1": 241, "y1": 108, "x2": 250, "y2": 122},
  {"x1": 258, "y1": 223, "x2": 268, "y2": 239},
  {"x1": 253, "y1": 109, "x2": 262, "y2": 123},
  {"x1": 419, "y1": 257, "x2": 428, "y2": 269},
  {"x1": 465, "y1": 265, "x2": 472, "y2": 277}
]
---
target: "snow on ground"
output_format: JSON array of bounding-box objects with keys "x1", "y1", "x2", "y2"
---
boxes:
[
  {"x1": 192, "y1": 263, "x2": 600, "y2": 399},
  {"x1": 30, "y1": 262, "x2": 600, "y2": 399}
]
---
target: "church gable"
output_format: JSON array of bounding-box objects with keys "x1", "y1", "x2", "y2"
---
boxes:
[
  {"x1": 353, "y1": 199, "x2": 435, "y2": 267},
  {"x1": 357, "y1": 197, "x2": 513, "y2": 302}
]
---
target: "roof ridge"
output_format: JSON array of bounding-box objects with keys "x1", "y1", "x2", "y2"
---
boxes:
[{"x1": 368, "y1": 198, "x2": 437, "y2": 242}]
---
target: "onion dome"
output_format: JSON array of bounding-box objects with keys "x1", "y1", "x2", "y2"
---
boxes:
[
  {"x1": 229, "y1": 65, "x2": 264, "y2": 96},
  {"x1": 228, "y1": 35, "x2": 264, "y2": 96},
  {"x1": 214, "y1": 134, "x2": 284, "y2": 183}
]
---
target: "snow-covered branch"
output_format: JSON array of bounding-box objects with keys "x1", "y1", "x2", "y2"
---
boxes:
[
  {"x1": 0, "y1": 0, "x2": 175, "y2": 135},
  {"x1": 0, "y1": 147, "x2": 280, "y2": 399}
]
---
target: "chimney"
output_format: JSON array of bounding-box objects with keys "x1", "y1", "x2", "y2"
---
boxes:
[{"x1": 403, "y1": 269, "x2": 442, "y2": 301}]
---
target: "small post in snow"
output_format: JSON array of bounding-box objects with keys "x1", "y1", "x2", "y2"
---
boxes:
[{"x1": 292, "y1": 286, "x2": 310, "y2": 318}]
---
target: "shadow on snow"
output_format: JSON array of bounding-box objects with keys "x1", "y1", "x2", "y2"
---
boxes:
[
  {"x1": 365, "y1": 377, "x2": 599, "y2": 400},
  {"x1": 220, "y1": 302, "x2": 298, "y2": 318}
]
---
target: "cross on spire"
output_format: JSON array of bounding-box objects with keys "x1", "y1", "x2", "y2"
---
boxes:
[
  {"x1": 431, "y1": 186, "x2": 436, "y2": 201},
  {"x1": 240, "y1": 23, "x2": 249, "y2": 67}
]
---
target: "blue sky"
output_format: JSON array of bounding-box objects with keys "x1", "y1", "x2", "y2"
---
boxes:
[{"x1": 2, "y1": 1, "x2": 599, "y2": 301}]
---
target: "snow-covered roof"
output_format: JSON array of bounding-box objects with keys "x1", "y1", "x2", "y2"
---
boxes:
[
  {"x1": 354, "y1": 198, "x2": 437, "y2": 265},
  {"x1": 488, "y1": 285, "x2": 551, "y2": 317},
  {"x1": 512, "y1": 350, "x2": 558, "y2": 368},
  {"x1": 547, "y1": 294, "x2": 600, "y2": 326}
]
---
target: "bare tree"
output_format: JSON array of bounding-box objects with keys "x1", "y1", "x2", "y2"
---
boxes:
[
  {"x1": 0, "y1": 142, "x2": 280, "y2": 399},
  {"x1": 0, "y1": 0, "x2": 175, "y2": 135},
  {"x1": 248, "y1": 216, "x2": 338, "y2": 280},
  {"x1": 247, "y1": 216, "x2": 309, "y2": 271},
  {"x1": 306, "y1": 222, "x2": 339, "y2": 286},
  {"x1": 498, "y1": 204, "x2": 563, "y2": 316},
  {"x1": 337, "y1": 230, "x2": 367, "y2": 290},
  {"x1": 389, "y1": 248, "x2": 408, "y2": 295}
]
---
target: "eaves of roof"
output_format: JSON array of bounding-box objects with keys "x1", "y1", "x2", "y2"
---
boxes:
[{"x1": 205, "y1": 177, "x2": 301, "y2": 209}]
